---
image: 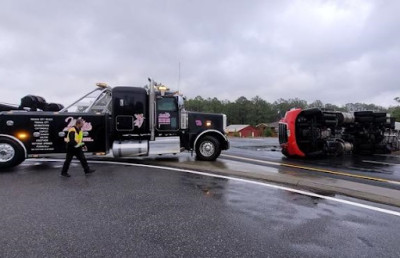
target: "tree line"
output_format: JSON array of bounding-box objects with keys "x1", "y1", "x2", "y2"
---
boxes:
[{"x1": 184, "y1": 96, "x2": 400, "y2": 126}]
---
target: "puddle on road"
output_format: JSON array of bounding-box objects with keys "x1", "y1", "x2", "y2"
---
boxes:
[{"x1": 180, "y1": 173, "x2": 228, "y2": 200}]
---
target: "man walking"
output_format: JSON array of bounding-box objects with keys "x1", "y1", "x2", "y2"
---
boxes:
[{"x1": 61, "y1": 118, "x2": 95, "y2": 177}]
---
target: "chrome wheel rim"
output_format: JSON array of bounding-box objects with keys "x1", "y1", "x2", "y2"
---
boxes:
[
  {"x1": 199, "y1": 141, "x2": 215, "y2": 157},
  {"x1": 0, "y1": 143, "x2": 15, "y2": 163}
]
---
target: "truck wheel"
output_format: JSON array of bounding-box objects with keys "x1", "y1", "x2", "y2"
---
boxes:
[
  {"x1": 0, "y1": 138, "x2": 25, "y2": 169},
  {"x1": 196, "y1": 136, "x2": 221, "y2": 161}
]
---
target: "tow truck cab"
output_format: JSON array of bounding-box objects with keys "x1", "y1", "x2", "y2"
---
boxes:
[{"x1": 0, "y1": 80, "x2": 229, "y2": 169}]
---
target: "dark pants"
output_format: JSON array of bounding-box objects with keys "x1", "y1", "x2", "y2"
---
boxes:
[{"x1": 61, "y1": 147, "x2": 90, "y2": 174}]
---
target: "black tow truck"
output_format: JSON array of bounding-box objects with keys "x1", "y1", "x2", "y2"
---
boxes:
[{"x1": 0, "y1": 79, "x2": 229, "y2": 169}]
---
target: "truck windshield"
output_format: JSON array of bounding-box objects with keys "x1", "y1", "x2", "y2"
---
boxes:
[
  {"x1": 60, "y1": 87, "x2": 112, "y2": 113},
  {"x1": 157, "y1": 98, "x2": 178, "y2": 111}
]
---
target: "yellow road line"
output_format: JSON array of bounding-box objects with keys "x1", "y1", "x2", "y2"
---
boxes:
[
  {"x1": 281, "y1": 163, "x2": 394, "y2": 183},
  {"x1": 221, "y1": 154, "x2": 400, "y2": 184}
]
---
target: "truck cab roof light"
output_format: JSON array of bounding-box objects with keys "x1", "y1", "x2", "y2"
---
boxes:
[
  {"x1": 96, "y1": 82, "x2": 109, "y2": 88},
  {"x1": 157, "y1": 85, "x2": 168, "y2": 96}
]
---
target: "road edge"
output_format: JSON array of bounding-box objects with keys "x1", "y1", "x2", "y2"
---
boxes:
[{"x1": 155, "y1": 160, "x2": 400, "y2": 207}]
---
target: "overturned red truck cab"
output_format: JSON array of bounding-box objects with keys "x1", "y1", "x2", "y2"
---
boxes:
[{"x1": 279, "y1": 108, "x2": 397, "y2": 158}]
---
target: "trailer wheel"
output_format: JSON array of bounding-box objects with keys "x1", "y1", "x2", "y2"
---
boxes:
[
  {"x1": 0, "y1": 138, "x2": 25, "y2": 169},
  {"x1": 196, "y1": 136, "x2": 221, "y2": 161}
]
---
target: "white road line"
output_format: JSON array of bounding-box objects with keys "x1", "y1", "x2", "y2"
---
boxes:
[
  {"x1": 362, "y1": 160, "x2": 400, "y2": 166},
  {"x1": 27, "y1": 158, "x2": 400, "y2": 217},
  {"x1": 222, "y1": 153, "x2": 281, "y2": 166}
]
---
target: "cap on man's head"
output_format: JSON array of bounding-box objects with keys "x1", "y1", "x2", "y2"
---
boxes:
[{"x1": 75, "y1": 118, "x2": 84, "y2": 125}]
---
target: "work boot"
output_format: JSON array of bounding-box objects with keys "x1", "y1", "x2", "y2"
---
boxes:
[
  {"x1": 85, "y1": 169, "x2": 96, "y2": 174},
  {"x1": 61, "y1": 173, "x2": 71, "y2": 178}
]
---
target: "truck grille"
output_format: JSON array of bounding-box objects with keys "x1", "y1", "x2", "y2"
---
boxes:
[{"x1": 279, "y1": 123, "x2": 288, "y2": 144}]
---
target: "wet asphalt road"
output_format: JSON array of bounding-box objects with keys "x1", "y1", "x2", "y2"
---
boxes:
[
  {"x1": 225, "y1": 138, "x2": 400, "y2": 189},
  {"x1": 1, "y1": 161, "x2": 400, "y2": 257}
]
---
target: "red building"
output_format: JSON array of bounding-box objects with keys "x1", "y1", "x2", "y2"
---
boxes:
[{"x1": 226, "y1": 124, "x2": 261, "y2": 137}]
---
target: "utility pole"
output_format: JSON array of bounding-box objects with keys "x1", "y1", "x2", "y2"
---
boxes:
[{"x1": 178, "y1": 61, "x2": 181, "y2": 93}]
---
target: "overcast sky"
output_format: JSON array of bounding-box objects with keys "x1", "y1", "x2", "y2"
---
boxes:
[{"x1": 1, "y1": 0, "x2": 399, "y2": 107}]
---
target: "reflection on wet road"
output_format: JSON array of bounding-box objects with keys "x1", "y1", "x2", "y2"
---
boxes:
[
  {"x1": 1, "y1": 161, "x2": 400, "y2": 257},
  {"x1": 225, "y1": 138, "x2": 400, "y2": 188}
]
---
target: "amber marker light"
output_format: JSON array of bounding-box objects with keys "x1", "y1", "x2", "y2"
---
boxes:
[
  {"x1": 205, "y1": 120, "x2": 212, "y2": 127},
  {"x1": 16, "y1": 132, "x2": 29, "y2": 140}
]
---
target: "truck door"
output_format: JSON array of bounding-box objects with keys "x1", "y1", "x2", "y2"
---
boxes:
[
  {"x1": 111, "y1": 87, "x2": 149, "y2": 138},
  {"x1": 156, "y1": 96, "x2": 179, "y2": 132}
]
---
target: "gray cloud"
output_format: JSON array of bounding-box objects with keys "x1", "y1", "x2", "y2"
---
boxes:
[{"x1": 0, "y1": 0, "x2": 399, "y2": 107}]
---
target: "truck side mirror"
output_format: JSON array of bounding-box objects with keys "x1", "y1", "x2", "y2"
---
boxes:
[{"x1": 177, "y1": 96, "x2": 184, "y2": 110}]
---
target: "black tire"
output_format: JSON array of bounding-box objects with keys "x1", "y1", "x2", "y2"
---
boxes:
[
  {"x1": 20, "y1": 95, "x2": 47, "y2": 111},
  {"x1": 0, "y1": 137, "x2": 25, "y2": 169},
  {"x1": 35, "y1": 96, "x2": 47, "y2": 110},
  {"x1": 20, "y1": 95, "x2": 38, "y2": 110},
  {"x1": 195, "y1": 136, "x2": 221, "y2": 161},
  {"x1": 45, "y1": 103, "x2": 64, "y2": 111}
]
